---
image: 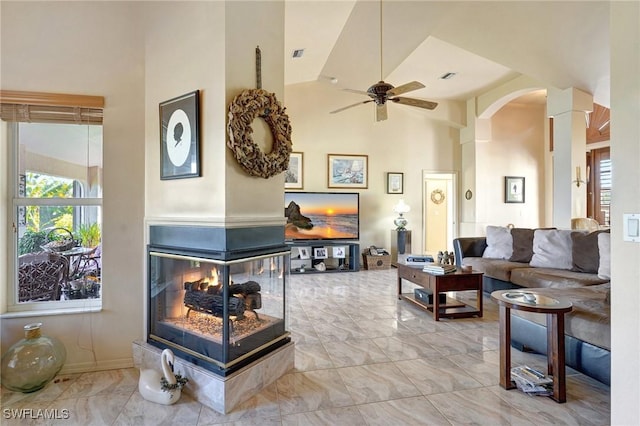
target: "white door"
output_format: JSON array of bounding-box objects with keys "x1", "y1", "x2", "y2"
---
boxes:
[{"x1": 423, "y1": 172, "x2": 456, "y2": 256}]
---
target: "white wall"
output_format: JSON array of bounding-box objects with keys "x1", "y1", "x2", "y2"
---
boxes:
[
  {"x1": 475, "y1": 102, "x2": 546, "y2": 229},
  {"x1": 144, "y1": 2, "x2": 228, "y2": 221},
  {"x1": 610, "y1": 1, "x2": 640, "y2": 423},
  {"x1": 0, "y1": 2, "x2": 146, "y2": 372},
  {"x1": 224, "y1": 1, "x2": 286, "y2": 222},
  {"x1": 284, "y1": 81, "x2": 461, "y2": 251}
]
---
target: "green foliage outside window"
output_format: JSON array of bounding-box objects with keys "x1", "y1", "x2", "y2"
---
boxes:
[
  {"x1": 76, "y1": 223, "x2": 101, "y2": 248},
  {"x1": 24, "y1": 173, "x2": 74, "y2": 232}
]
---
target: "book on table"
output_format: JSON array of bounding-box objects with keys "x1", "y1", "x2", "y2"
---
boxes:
[{"x1": 423, "y1": 262, "x2": 457, "y2": 274}]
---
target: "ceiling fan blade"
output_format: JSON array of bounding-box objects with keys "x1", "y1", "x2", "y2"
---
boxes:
[
  {"x1": 387, "y1": 81, "x2": 425, "y2": 97},
  {"x1": 376, "y1": 103, "x2": 388, "y2": 122},
  {"x1": 392, "y1": 97, "x2": 438, "y2": 110},
  {"x1": 342, "y1": 88, "x2": 371, "y2": 97},
  {"x1": 330, "y1": 99, "x2": 374, "y2": 114}
]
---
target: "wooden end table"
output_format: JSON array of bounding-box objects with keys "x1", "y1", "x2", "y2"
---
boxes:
[
  {"x1": 491, "y1": 290, "x2": 573, "y2": 403},
  {"x1": 394, "y1": 262, "x2": 483, "y2": 321}
]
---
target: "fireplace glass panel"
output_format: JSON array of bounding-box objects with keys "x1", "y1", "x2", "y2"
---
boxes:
[{"x1": 148, "y1": 250, "x2": 289, "y2": 376}]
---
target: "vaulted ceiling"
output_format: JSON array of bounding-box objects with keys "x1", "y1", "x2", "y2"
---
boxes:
[{"x1": 285, "y1": 1, "x2": 610, "y2": 108}]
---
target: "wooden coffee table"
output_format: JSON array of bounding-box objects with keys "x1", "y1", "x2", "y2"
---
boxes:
[
  {"x1": 394, "y1": 262, "x2": 483, "y2": 321},
  {"x1": 491, "y1": 290, "x2": 573, "y2": 403}
]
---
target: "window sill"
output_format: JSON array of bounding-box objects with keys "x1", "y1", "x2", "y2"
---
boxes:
[{"x1": 1, "y1": 301, "x2": 102, "y2": 319}]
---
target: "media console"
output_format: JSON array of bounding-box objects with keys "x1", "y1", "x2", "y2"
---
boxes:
[{"x1": 288, "y1": 242, "x2": 359, "y2": 273}]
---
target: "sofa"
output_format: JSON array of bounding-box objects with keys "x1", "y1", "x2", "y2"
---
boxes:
[{"x1": 453, "y1": 226, "x2": 611, "y2": 385}]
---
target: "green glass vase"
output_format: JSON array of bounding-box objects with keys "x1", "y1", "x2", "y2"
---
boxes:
[{"x1": 1, "y1": 323, "x2": 66, "y2": 393}]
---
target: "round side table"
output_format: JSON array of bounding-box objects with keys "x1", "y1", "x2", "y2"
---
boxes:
[{"x1": 491, "y1": 290, "x2": 572, "y2": 403}]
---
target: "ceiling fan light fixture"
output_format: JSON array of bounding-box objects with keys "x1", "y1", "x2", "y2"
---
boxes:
[{"x1": 440, "y1": 72, "x2": 457, "y2": 80}]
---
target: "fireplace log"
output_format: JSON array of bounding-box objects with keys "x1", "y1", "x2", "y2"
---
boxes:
[
  {"x1": 229, "y1": 280, "x2": 261, "y2": 295},
  {"x1": 184, "y1": 292, "x2": 246, "y2": 319}
]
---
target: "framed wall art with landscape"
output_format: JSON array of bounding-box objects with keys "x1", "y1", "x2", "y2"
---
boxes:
[
  {"x1": 285, "y1": 152, "x2": 303, "y2": 189},
  {"x1": 327, "y1": 154, "x2": 368, "y2": 189},
  {"x1": 505, "y1": 176, "x2": 525, "y2": 203}
]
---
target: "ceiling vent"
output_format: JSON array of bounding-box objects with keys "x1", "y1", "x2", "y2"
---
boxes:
[{"x1": 292, "y1": 49, "x2": 305, "y2": 58}]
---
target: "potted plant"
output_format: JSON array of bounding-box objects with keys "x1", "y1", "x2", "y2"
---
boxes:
[
  {"x1": 18, "y1": 230, "x2": 47, "y2": 255},
  {"x1": 76, "y1": 223, "x2": 101, "y2": 248}
]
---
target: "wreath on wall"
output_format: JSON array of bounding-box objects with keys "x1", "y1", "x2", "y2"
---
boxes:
[
  {"x1": 430, "y1": 188, "x2": 446, "y2": 205},
  {"x1": 227, "y1": 89, "x2": 293, "y2": 178}
]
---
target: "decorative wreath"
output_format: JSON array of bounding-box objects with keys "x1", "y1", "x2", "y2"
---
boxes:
[
  {"x1": 227, "y1": 89, "x2": 293, "y2": 178},
  {"x1": 430, "y1": 189, "x2": 446, "y2": 205}
]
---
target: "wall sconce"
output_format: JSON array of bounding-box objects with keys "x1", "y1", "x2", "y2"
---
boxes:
[
  {"x1": 393, "y1": 199, "x2": 411, "y2": 230},
  {"x1": 573, "y1": 166, "x2": 586, "y2": 188}
]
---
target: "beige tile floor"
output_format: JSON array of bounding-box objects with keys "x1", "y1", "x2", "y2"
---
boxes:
[{"x1": 1, "y1": 269, "x2": 610, "y2": 425}]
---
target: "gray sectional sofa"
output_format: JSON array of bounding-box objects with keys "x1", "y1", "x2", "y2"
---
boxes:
[{"x1": 453, "y1": 226, "x2": 611, "y2": 385}]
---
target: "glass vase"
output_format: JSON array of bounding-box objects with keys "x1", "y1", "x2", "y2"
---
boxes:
[{"x1": 1, "y1": 323, "x2": 67, "y2": 393}]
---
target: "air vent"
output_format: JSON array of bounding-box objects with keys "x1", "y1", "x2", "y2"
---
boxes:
[
  {"x1": 292, "y1": 49, "x2": 305, "y2": 58},
  {"x1": 440, "y1": 72, "x2": 457, "y2": 80}
]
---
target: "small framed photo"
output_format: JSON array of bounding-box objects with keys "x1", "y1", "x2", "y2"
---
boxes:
[
  {"x1": 160, "y1": 90, "x2": 200, "y2": 180},
  {"x1": 332, "y1": 246, "x2": 346, "y2": 259},
  {"x1": 328, "y1": 154, "x2": 368, "y2": 189},
  {"x1": 387, "y1": 172, "x2": 404, "y2": 194},
  {"x1": 298, "y1": 247, "x2": 311, "y2": 259},
  {"x1": 505, "y1": 176, "x2": 525, "y2": 203},
  {"x1": 313, "y1": 247, "x2": 328, "y2": 259},
  {"x1": 285, "y1": 152, "x2": 304, "y2": 189}
]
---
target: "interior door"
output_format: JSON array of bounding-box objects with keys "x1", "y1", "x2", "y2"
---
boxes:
[{"x1": 423, "y1": 172, "x2": 456, "y2": 256}]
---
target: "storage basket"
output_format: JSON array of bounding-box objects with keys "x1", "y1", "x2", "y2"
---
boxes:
[{"x1": 362, "y1": 253, "x2": 391, "y2": 270}]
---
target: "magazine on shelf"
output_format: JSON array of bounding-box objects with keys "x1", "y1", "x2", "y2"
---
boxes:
[
  {"x1": 511, "y1": 365, "x2": 553, "y2": 386},
  {"x1": 512, "y1": 377, "x2": 553, "y2": 396}
]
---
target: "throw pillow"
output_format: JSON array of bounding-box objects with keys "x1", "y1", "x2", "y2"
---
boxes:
[
  {"x1": 509, "y1": 228, "x2": 535, "y2": 263},
  {"x1": 571, "y1": 230, "x2": 609, "y2": 273},
  {"x1": 482, "y1": 225, "x2": 513, "y2": 260},
  {"x1": 530, "y1": 229, "x2": 574, "y2": 270},
  {"x1": 598, "y1": 232, "x2": 611, "y2": 280}
]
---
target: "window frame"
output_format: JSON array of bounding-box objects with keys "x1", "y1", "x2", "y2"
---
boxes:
[{"x1": 2, "y1": 91, "x2": 104, "y2": 315}]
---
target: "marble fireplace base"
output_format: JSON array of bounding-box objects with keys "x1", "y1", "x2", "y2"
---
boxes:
[{"x1": 132, "y1": 340, "x2": 294, "y2": 414}]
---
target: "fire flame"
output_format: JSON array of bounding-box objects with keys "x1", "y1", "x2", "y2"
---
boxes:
[{"x1": 209, "y1": 268, "x2": 219, "y2": 286}]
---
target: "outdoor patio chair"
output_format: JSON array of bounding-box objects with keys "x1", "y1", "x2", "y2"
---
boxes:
[{"x1": 18, "y1": 252, "x2": 69, "y2": 302}]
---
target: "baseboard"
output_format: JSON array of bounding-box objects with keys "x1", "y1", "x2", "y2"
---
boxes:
[{"x1": 59, "y1": 357, "x2": 134, "y2": 375}]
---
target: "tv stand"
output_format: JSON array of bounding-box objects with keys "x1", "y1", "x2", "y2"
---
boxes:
[{"x1": 288, "y1": 242, "x2": 359, "y2": 273}]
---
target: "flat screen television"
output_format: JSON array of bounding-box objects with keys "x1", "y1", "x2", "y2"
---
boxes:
[{"x1": 284, "y1": 192, "x2": 359, "y2": 241}]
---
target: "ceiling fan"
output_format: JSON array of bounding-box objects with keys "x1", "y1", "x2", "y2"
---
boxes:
[{"x1": 330, "y1": 0, "x2": 438, "y2": 122}]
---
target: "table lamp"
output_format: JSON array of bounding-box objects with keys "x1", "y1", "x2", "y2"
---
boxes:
[{"x1": 393, "y1": 199, "x2": 411, "y2": 230}]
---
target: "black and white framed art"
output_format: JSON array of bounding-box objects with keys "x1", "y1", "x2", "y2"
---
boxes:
[{"x1": 160, "y1": 90, "x2": 200, "y2": 179}]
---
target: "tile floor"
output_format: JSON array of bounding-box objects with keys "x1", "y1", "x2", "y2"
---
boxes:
[{"x1": 1, "y1": 269, "x2": 610, "y2": 425}]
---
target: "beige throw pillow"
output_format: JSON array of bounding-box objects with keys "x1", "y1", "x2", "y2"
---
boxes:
[
  {"x1": 530, "y1": 229, "x2": 574, "y2": 270},
  {"x1": 482, "y1": 225, "x2": 513, "y2": 260}
]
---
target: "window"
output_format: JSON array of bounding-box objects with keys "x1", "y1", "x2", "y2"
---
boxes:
[
  {"x1": 587, "y1": 147, "x2": 611, "y2": 226},
  {"x1": 2, "y1": 91, "x2": 104, "y2": 312}
]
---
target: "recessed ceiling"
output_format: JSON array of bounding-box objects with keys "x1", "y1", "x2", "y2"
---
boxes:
[{"x1": 285, "y1": 1, "x2": 610, "y2": 107}]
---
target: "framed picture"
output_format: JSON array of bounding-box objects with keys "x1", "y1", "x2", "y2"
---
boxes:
[
  {"x1": 313, "y1": 247, "x2": 328, "y2": 259},
  {"x1": 387, "y1": 172, "x2": 404, "y2": 194},
  {"x1": 285, "y1": 152, "x2": 304, "y2": 189},
  {"x1": 505, "y1": 176, "x2": 525, "y2": 203},
  {"x1": 160, "y1": 90, "x2": 200, "y2": 180},
  {"x1": 332, "y1": 246, "x2": 346, "y2": 259},
  {"x1": 298, "y1": 247, "x2": 311, "y2": 259},
  {"x1": 327, "y1": 154, "x2": 368, "y2": 188}
]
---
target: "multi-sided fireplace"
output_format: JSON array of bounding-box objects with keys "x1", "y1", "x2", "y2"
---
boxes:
[{"x1": 145, "y1": 224, "x2": 291, "y2": 377}]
